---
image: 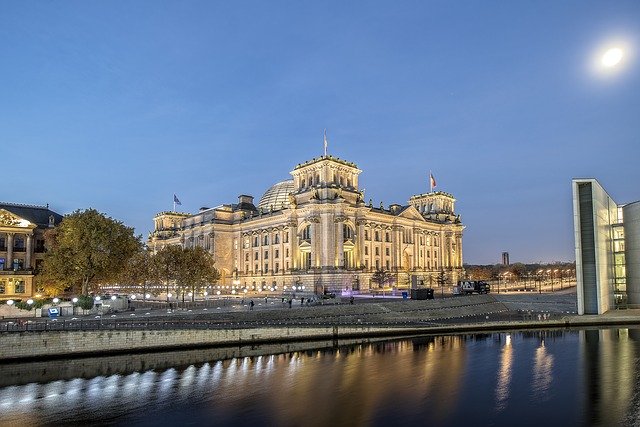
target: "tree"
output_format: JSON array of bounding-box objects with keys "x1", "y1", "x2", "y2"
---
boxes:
[
  {"x1": 152, "y1": 245, "x2": 184, "y2": 297},
  {"x1": 437, "y1": 269, "x2": 448, "y2": 287},
  {"x1": 174, "y1": 246, "x2": 220, "y2": 303},
  {"x1": 371, "y1": 268, "x2": 394, "y2": 289},
  {"x1": 38, "y1": 209, "x2": 141, "y2": 295},
  {"x1": 119, "y1": 247, "x2": 154, "y2": 295},
  {"x1": 151, "y1": 245, "x2": 220, "y2": 303}
]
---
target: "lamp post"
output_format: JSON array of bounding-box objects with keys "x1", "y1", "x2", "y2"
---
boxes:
[
  {"x1": 72, "y1": 297, "x2": 78, "y2": 315},
  {"x1": 27, "y1": 298, "x2": 35, "y2": 317},
  {"x1": 537, "y1": 269, "x2": 543, "y2": 294}
]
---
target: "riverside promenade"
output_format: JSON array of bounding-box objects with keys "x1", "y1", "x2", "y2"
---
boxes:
[{"x1": 2, "y1": 292, "x2": 639, "y2": 362}]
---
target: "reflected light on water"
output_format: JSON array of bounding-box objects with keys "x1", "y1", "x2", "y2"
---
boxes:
[
  {"x1": 532, "y1": 340, "x2": 554, "y2": 400},
  {"x1": 495, "y1": 334, "x2": 513, "y2": 411},
  {"x1": 4, "y1": 330, "x2": 640, "y2": 426}
]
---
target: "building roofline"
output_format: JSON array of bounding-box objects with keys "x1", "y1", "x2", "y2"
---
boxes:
[
  {"x1": 0, "y1": 201, "x2": 51, "y2": 210},
  {"x1": 293, "y1": 155, "x2": 359, "y2": 170}
]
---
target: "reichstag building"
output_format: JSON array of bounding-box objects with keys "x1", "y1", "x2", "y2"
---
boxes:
[{"x1": 148, "y1": 154, "x2": 464, "y2": 294}]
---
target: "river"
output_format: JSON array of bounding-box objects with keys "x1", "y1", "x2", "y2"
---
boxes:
[{"x1": 1, "y1": 327, "x2": 639, "y2": 426}]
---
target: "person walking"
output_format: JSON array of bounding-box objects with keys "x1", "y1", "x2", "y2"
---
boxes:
[
  {"x1": 250, "y1": 300, "x2": 254, "y2": 311},
  {"x1": 288, "y1": 299, "x2": 292, "y2": 309},
  {"x1": 300, "y1": 297, "x2": 304, "y2": 305},
  {"x1": 350, "y1": 296, "x2": 354, "y2": 305}
]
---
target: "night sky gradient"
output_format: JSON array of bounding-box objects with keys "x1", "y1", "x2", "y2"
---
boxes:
[{"x1": 1, "y1": 1, "x2": 639, "y2": 263}]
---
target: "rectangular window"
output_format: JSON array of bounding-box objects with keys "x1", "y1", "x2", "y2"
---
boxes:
[
  {"x1": 286, "y1": 248, "x2": 289, "y2": 257},
  {"x1": 275, "y1": 263, "x2": 280, "y2": 273},
  {"x1": 274, "y1": 234, "x2": 280, "y2": 244},
  {"x1": 275, "y1": 249, "x2": 279, "y2": 258},
  {"x1": 14, "y1": 280, "x2": 25, "y2": 293},
  {"x1": 254, "y1": 237, "x2": 259, "y2": 247},
  {"x1": 385, "y1": 232, "x2": 390, "y2": 242},
  {"x1": 375, "y1": 247, "x2": 380, "y2": 256},
  {"x1": 385, "y1": 260, "x2": 390, "y2": 270},
  {"x1": 365, "y1": 247, "x2": 369, "y2": 255},
  {"x1": 284, "y1": 232, "x2": 289, "y2": 243},
  {"x1": 286, "y1": 261, "x2": 289, "y2": 270},
  {"x1": 254, "y1": 252, "x2": 259, "y2": 261},
  {"x1": 264, "y1": 263, "x2": 268, "y2": 273},
  {"x1": 264, "y1": 251, "x2": 269, "y2": 260},
  {"x1": 0, "y1": 280, "x2": 5, "y2": 294},
  {"x1": 35, "y1": 239, "x2": 46, "y2": 252},
  {"x1": 365, "y1": 230, "x2": 369, "y2": 240},
  {"x1": 244, "y1": 238, "x2": 250, "y2": 249},
  {"x1": 375, "y1": 231, "x2": 380, "y2": 242},
  {"x1": 304, "y1": 252, "x2": 312, "y2": 269},
  {"x1": 385, "y1": 248, "x2": 390, "y2": 256},
  {"x1": 375, "y1": 260, "x2": 380, "y2": 269}
]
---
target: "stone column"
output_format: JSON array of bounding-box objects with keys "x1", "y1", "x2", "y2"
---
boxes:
[
  {"x1": 6, "y1": 233, "x2": 14, "y2": 270},
  {"x1": 26, "y1": 234, "x2": 33, "y2": 269},
  {"x1": 391, "y1": 226, "x2": 400, "y2": 270},
  {"x1": 288, "y1": 221, "x2": 298, "y2": 270},
  {"x1": 335, "y1": 217, "x2": 344, "y2": 268},
  {"x1": 355, "y1": 219, "x2": 365, "y2": 268}
]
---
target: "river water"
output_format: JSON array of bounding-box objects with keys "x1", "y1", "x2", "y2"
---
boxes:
[{"x1": 1, "y1": 328, "x2": 640, "y2": 427}]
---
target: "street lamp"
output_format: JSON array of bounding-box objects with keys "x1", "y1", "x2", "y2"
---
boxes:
[
  {"x1": 537, "y1": 269, "x2": 543, "y2": 293},
  {"x1": 72, "y1": 297, "x2": 78, "y2": 315},
  {"x1": 27, "y1": 298, "x2": 35, "y2": 317},
  {"x1": 52, "y1": 297, "x2": 59, "y2": 305}
]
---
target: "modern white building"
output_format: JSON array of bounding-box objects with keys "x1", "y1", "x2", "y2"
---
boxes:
[
  {"x1": 572, "y1": 179, "x2": 640, "y2": 314},
  {"x1": 149, "y1": 152, "x2": 465, "y2": 295}
]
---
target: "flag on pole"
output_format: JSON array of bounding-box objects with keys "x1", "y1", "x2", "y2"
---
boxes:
[
  {"x1": 173, "y1": 194, "x2": 182, "y2": 205},
  {"x1": 430, "y1": 173, "x2": 436, "y2": 192},
  {"x1": 323, "y1": 129, "x2": 328, "y2": 156}
]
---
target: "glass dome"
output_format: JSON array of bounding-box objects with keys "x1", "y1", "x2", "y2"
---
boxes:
[{"x1": 257, "y1": 180, "x2": 295, "y2": 211}]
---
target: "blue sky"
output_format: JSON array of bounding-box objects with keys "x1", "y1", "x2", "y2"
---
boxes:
[{"x1": 1, "y1": 1, "x2": 639, "y2": 264}]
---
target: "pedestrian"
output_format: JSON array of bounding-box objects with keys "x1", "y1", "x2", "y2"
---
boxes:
[
  {"x1": 288, "y1": 299, "x2": 292, "y2": 309},
  {"x1": 301, "y1": 297, "x2": 304, "y2": 305},
  {"x1": 265, "y1": 297, "x2": 268, "y2": 304},
  {"x1": 282, "y1": 297, "x2": 285, "y2": 303},
  {"x1": 350, "y1": 296, "x2": 354, "y2": 305},
  {"x1": 250, "y1": 300, "x2": 254, "y2": 310}
]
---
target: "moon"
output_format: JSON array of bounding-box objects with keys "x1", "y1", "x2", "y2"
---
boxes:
[{"x1": 602, "y1": 48, "x2": 623, "y2": 67}]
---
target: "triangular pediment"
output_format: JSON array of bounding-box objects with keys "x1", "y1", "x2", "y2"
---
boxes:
[
  {"x1": 0, "y1": 209, "x2": 36, "y2": 228},
  {"x1": 397, "y1": 206, "x2": 426, "y2": 221},
  {"x1": 299, "y1": 240, "x2": 312, "y2": 251}
]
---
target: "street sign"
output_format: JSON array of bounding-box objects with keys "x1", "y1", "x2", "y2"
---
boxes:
[{"x1": 48, "y1": 307, "x2": 59, "y2": 319}]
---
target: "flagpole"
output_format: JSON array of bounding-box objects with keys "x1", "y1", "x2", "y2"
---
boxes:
[{"x1": 429, "y1": 170, "x2": 432, "y2": 193}]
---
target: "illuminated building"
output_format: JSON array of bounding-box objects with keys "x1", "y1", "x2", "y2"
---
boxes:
[
  {"x1": 149, "y1": 152, "x2": 465, "y2": 294},
  {"x1": 0, "y1": 202, "x2": 63, "y2": 300},
  {"x1": 572, "y1": 178, "x2": 640, "y2": 314}
]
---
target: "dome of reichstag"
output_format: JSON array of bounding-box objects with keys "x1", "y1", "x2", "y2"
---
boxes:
[{"x1": 257, "y1": 180, "x2": 295, "y2": 211}]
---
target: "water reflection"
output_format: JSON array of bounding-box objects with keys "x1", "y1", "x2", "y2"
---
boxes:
[
  {"x1": 495, "y1": 334, "x2": 513, "y2": 411},
  {"x1": 532, "y1": 340, "x2": 554, "y2": 400},
  {"x1": 3, "y1": 328, "x2": 640, "y2": 426}
]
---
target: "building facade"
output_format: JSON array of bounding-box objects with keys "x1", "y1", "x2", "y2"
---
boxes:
[
  {"x1": 149, "y1": 155, "x2": 465, "y2": 294},
  {"x1": 0, "y1": 203, "x2": 63, "y2": 300},
  {"x1": 572, "y1": 178, "x2": 640, "y2": 314}
]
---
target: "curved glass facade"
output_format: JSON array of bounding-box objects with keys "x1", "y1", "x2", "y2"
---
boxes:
[{"x1": 258, "y1": 180, "x2": 294, "y2": 211}]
